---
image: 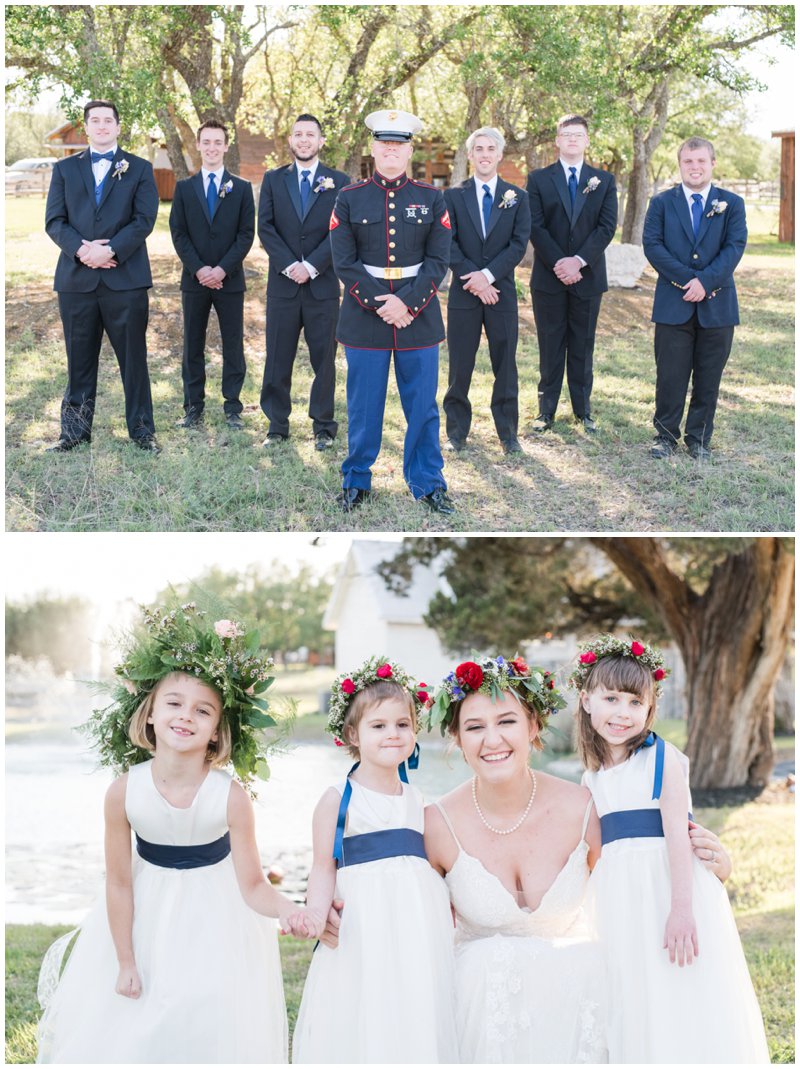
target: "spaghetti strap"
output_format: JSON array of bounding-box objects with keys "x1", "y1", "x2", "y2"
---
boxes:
[
  {"x1": 580, "y1": 796, "x2": 595, "y2": 840},
  {"x1": 433, "y1": 801, "x2": 463, "y2": 851}
]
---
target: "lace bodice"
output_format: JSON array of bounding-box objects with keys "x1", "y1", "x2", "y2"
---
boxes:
[{"x1": 437, "y1": 801, "x2": 594, "y2": 942}]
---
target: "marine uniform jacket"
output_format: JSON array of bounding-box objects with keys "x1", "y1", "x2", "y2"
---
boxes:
[
  {"x1": 642, "y1": 184, "x2": 747, "y2": 328},
  {"x1": 527, "y1": 161, "x2": 617, "y2": 297},
  {"x1": 45, "y1": 147, "x2": 158, "y2": 293},
  {"x1": 330, "y1": 172, "x2": 452, "y2": 350},
  {"x1": 258, "y1": 162, "x2": 350, "y2": 301},
  {"x1": 169, "y1": 171, "x2": 255, "y2": 293},
  {"x1": 445, "y1": 177, "x2": 531, "y2": 310}
]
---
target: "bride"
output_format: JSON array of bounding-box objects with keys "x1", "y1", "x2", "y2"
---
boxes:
[{"x1": 423, "y1": 654, "x2": 730, "y2": 1064}]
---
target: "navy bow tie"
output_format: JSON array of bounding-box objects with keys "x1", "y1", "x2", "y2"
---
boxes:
[{"x1": 91, "y1": 151, "x2": 115, "y2": 163}]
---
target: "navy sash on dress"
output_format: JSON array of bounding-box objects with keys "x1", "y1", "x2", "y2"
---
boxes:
[
  {"x1": 338, "y1": 828, "x2": 427, "y2": 868},
  {"x1": 136, "y1": 831, "x2": 231, "y2": 869}
]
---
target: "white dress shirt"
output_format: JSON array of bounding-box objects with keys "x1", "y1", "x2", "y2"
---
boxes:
[
  {"x1": 201, "y1": 167, "x2": 225, "y2": 197},
  {"x1": 91, "y1": 143, "x2": 118, "y2": 186},
  {"x1": 473, "y1": 174, "x2": 498, "y2": 283},
  {"x1": 559, "y1": 158, "x2": 586, "y2": 266},
  {"x1": 681, "y1": 182, "x2": 712, "y2": 225}
]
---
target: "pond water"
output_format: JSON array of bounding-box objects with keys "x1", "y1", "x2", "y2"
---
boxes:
[{"x1": 6, "y1": 690, "x2": 582, "y2": 924}]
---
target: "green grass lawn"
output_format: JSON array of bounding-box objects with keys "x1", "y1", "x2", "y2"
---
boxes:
[{"x1": 5, "y1": 201, "x2": 794, "y2": 532}]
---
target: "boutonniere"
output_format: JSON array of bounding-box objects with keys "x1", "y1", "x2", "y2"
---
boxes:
[
  {"x1": 582, "y1": 176, "x2": 601, "y2": 194},
  {"x1": 499, "y1": 189, "x2": 518, "y2": 209},
  {"x1": 218, "y1": 179, "x2": 234, "y2": 199},
  {"x1": 112, "y1": 159, "x2": 129, "y2": 181},
  {"x1": 314, "y1": 176, "x2": 336, "y2": 194},
  {"x1": 706, "y1": 199, "x2": 727, "y2": 218}
]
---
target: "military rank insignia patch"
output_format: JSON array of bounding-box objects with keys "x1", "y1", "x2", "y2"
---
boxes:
[
  {"x1": 329, "y1": 211, "x2": 340, "y2": 230},
  {"x1": 440, "y1": 210, "x2": 451, "y2": 229}
]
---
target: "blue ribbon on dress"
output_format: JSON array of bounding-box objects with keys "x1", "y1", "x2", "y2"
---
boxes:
[
  {"x1": 135, "y1": 831, "x2": 231, "y2": 869},
  {"x1": 338, "y1": 828, "x2": 427, "y2": 868},
  {"x1": 332, "y1": 745, "x2": 421, "y2": 863},
  {"x1": 600, "y1": 808, "x2": 694, "y2": 845},
  {"x1": 637, "y1": 731, "x2": 665, "y2": 800}
]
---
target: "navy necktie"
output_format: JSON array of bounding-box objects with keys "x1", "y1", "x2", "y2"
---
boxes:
[
  {"x1": 207, "y1": 173, "x2": 218, "y2": 219},
  {"x1": 691, "y1": 193, "x2": 703, "y2": 237},
  {"x1": 482, "y1": 183, "x2": 492, "y2": 235},
  {"x1": 300, "y1": 169, "x2": 311, "y2": 213},
  {"x1": 91, "y1": 151, "x2": 114, "y2": 163},
  {"x1": 568, "y1": 166, "x2": 577, "y2": 207}
]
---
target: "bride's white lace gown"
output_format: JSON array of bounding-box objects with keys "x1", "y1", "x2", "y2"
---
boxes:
[{"x1": 435, "y1": 800, "x2": 608, "y2": 1064}]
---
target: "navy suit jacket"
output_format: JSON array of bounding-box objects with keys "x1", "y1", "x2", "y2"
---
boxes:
[
  {"x1": 445, "y1": 178, "x2": 531, "y2": 309},
  {"x1": 527, "y1": 161, "x2": 617, "y2": 297},
  {"x1": 169, "y1": 171, "x2": 255, "y2": 293},
  {"x1": 257, "y1": 162, "x2": 350, "y2": 300},
  {"x1": 643, "y1": 184, "x2": 747, "y2": 327},
  {"x1": 45, "y1": 148, "x2": 158, "y2": 292}
]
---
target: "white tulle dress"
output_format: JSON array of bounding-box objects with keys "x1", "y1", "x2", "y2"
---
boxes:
[
  {"x1": 37, "y1": 761, "x2": 288, "y2": 1064},
  {"x1": 583, "y1": 737, "x2": 770, "y2": 1063},
  {"x1": 291, "y1": 780, "x2": 459, "y2": 1063},
  {"x1": 435, "y1": 799, "x2": 608, "y2": 1063}
]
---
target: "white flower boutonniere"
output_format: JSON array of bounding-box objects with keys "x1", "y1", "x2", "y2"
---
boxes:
[
  {"x1": 583, "y1": 176, "x2": 601, "y2": 194},
  {"x1": 218, "y1": 179, "x2": 234, "y2": 199},
  {"x1": 499, "y1": 189, "x2": 518, "y2": 209},
  {"x1": 706, "y1": 199, "x2": 727, "y2": 218},
  {"x1": 314, "y1": 176, "x2": 336, "y2": 194},
  {"x1": 112, "y1": 160, "x2": 129, "y2": 181}
]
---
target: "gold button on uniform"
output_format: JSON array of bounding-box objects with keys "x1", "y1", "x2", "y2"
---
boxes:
[
  {"x1": 389, "y1": 215, "x2": 396, "y2": 222},
  {"x1": 389, "y1": 255, "x2": 396, "y2": 262},
  {"x1": 362, "y1": 219, "x2": 368, "y2": 223},
  {"x1": 389, "y1": 228, "x2": 396, "y2": 235},
  {"x1": 389, "y1": 242, "x2": 396, "y2": 248}
]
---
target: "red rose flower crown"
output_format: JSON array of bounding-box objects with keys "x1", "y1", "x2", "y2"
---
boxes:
[
  {"x1": 426, "y1": 653, "x2": 566, "y2": 736},
  {"x1": 326, "y1": 655, "x2": 429, "y2": 745},
  {"x1": 568, "y1": 633, "x2": 669, "y2": 696}
]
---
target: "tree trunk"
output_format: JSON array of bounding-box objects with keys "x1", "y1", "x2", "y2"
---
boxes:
[
  {"x1": 594, "y1": 538, "x2": 793, "y2": 788},
  {"x1": 157, "y1": 105, "x2": 190, "y2": 181},
  {"x1": 451, "y1": 82, "x2": 489, "y2": 186},
  {"x1": 621, "y1": 78, "x2": 670, "y2": 244}
]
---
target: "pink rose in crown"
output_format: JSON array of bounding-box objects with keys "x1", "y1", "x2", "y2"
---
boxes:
[
  {"x1": 631, "y1": 641, "x2": 645, "y2": 657},
  {"x1": 579, "y1": 651, "x2": 597, "y2": 665},
  {"x1": 341, "y1": 678, "x2": 356, "y2": 695},
  {"x1": 653, "y1": 668, "x2": 666, "y2": 681},
  {"x1": 214, "y1": 619, "x2": 240, "y2": 639},
  {"x1": 510, "y1": 657, "x2": 530, "y2": 676},
  {"x1": 376, "y1": 663, "x2": 393, "y2": 678}
]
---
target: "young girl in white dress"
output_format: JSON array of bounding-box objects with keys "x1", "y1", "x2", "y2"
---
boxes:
[
  {"x1": 290, "y1": 657, "x2": 459, "y2": 1063},
  {"x1": 37, "y1": 604, "x2": 294, "y2": 1064},
  {"x1": 574, "y1": 634, "x2": 770, "y2": 1064}
]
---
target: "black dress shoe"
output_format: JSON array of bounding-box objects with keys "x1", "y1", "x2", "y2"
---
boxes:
[
  {"x1": 225, "y1": 413, "x2": 244, "y2": 430},
  {"x1": 528, "y1": 414, "x2": 554, "y2": 434},
  {"x1": 421, "y1": 488, "x2": 455, "y2": 515},
  {"x1": 132, "y1": 436, "x2": 161, "y2": 454},
  {"x1": 262, "y1": 434, "x2": 288, "y2": 448},
  {"x1": 444, "y1": 437, "x2": 466, "y2": 452},
  {"x1": 46, "y1": 437, "x2": 89, "y2": 453},
  {"x1": 315, "y1": 432, "x2": 335, "y2": 451},
  {"x1": 337, "y1": 487, "x2": 371, "y2": 512},
  {"x1": 687, "y1": 441, "x2": 712, "y2": 460},
  {"x1": 650, "y1": 437, "x2": 677, "y2": 460},
  {"x1": 501, "y1": 437, "x2": 523, "y2": 454},
  {"x1": 577, "y1": 415, "x2": 597, "y2": 434},
  {"x1": 176, "y1": 408, "x2": 204, "y2": 428}
]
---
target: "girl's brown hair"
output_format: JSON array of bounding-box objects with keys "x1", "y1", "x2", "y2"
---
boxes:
[
  {"x1": 575, "y1": 655, "x2": 657, "y2": 771},
  {"x1": 449, "y1": 688, "x2": 546, "y2": 752},
  {"x1": 342, "y1": 680, "x2": 416, "y2": 758},
  {"x1": 127, "y1": 671, "x2": 232, "y2": 769}
]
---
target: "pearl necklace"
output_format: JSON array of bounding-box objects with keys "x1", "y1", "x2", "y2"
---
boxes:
[{"x1": 472, "y1": 767, "x2": 537, "y2": 835}]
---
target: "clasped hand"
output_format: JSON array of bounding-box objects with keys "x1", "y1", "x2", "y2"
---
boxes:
[
  {"x1": 460, "y1": 271, "x2": 500, "y2": 305},
  {"x1": 196, "y1": 265, "x2": 226, "y2": 289},
  {"x1": 681, "y1": 278, "x2": 706, "y2": 302},
  {"x1": 286, "y1": 263, "x2": 312, "y2": 284},
  {"x1": 77, "y1": 238, "x2": 117, "y2": 269},
  {"x1": 554, "y1": 256, "x2": 583, "y2": 286},
  {"x1": 281, "y1": 907, "x2": 326, "y2": 940},
  {"x1": 115, "y1": 962, "x2": 142, "y2": 999},
  {"x1": 375, "y1": 293, "x2": 413, "y2": 327}
]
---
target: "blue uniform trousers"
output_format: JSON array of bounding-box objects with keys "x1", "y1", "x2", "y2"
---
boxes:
[{"x1": 342, "y1": 345, "x2": 446, "y2": 498}]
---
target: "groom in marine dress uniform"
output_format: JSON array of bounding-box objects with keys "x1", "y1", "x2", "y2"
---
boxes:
[{"x1": 45, "y1": 99, "x2": 159, "y2": 452}]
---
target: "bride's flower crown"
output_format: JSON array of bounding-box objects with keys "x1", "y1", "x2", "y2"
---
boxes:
[
  {"x1": 568, "y1": 633, "x2": 669, "y2": 696},
  {"x1": 326, "y1": 656, "x2": 429, "y2": 745},
  {"x1": 426, "y1": 653, "x2": 566, "y2": 735}
]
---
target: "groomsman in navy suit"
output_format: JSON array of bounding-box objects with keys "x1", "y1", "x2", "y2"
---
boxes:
[
  {"x1": 45, "y1": 100, "x2": 159, "y2": 451},
  {"x1": 526, "y1": 115, "x2": 617, "y2": 434},
  {"x1": 257, "y1": 114, "x2": 350, "y2": 450},
  {"x1": 643, "y1": 137, "x2": 747, "y2": 460},
  {"x1": 169, "y1": 119, "x2": 255, "y2": 429},
  {"x1": 444, "y1": 127, "x2": 531, "y2": 454}
]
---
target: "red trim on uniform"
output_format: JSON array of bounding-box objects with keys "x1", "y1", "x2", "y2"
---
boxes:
[
  {"x1": 409, "y1": 179, "x2": 437, "y2": 190},
  {"x1": 411, "y1": 285, "x2": 438, "y2": 316},
  {"x1": 349, "y1": 281, "x2": 374, "y2": 310},
  {"x1": 336, "y1": 338, "x2": 445, "y2": 352},
  {"x1": 341, "y1": 179, "x2": 370, "y2": 191}
]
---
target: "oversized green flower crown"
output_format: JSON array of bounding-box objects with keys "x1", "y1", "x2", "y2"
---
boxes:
[
  {"x1": 426, "y1": 653, "x2": 566, "y2": 736},
  {"x1": 81, "y1": 602, "x2": 284, "y2": 791},
  {"x1": 568, "y1": 633, "x2": 669, "y2": 696},
  {"x1": 326, "y1": 656, "x2": 429, "y2": 745}
]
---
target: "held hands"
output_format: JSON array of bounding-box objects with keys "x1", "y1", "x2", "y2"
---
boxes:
[
  {"x1": 375, "y1": 293, "x2": 413, "y2": 328},
  {"x1": 78, "y1": 238, "x2": 117, "y2": 270},
  {"x1": 115, "y1": 962, "x2": 142, "y2": 999},
  {"x1": 554, "y1": 256, "x2": 583, "y2": 285},
  {"x1": 318, "y1": 898, "x2": 343, "y2": 949},
  {"x1": 681, "y1": 278, "x2": 706, "y2": 302},
  {"x1": 663, "y1": 905, "x2": 699, "y2": 966},
  {"x1": 196, "y1": 266, "x2": 226, "y2": 290},
  {"x1": 282, "y1": 908, "x2": 326, "y2": 940}
]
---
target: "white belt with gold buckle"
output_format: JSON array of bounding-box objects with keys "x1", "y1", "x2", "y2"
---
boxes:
[{"x1": 363, "y1": 263, "x2": 422, "y2": 280}]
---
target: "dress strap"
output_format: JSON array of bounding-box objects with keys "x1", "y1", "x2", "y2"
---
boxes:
[
  {"x1": 580, "y1": 796, "x2": 595, "y2": 840},
  {"x1": 636, "y1": 730, "x2": 665, "y2": 801},
  {"x1": 433, "y1": 801, "x2": 463, "y2": 851},
  {"x1": 332, "y1": 762, "x2": 360, "y2": 863}
]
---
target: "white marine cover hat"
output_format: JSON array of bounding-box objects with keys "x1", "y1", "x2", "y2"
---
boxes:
[{"x1": 365, "y1": 109, "x2": 423, "y2": 142}]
